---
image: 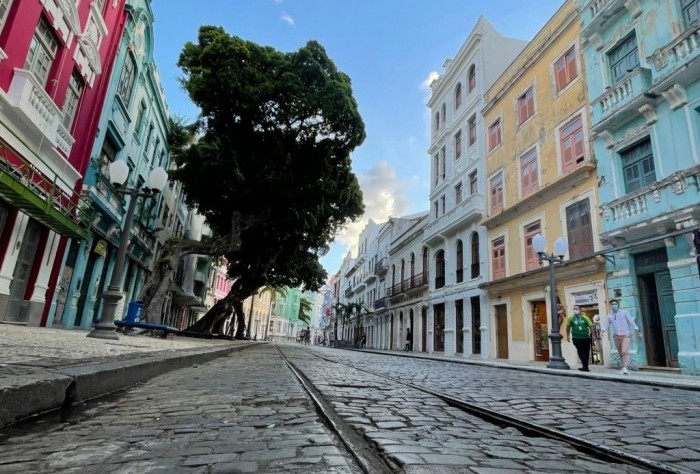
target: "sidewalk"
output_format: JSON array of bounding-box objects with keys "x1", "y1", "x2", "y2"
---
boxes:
[
  {"x1": 360, "y1": 347, "x2": 700, "y2": 391},
  {"x1": 0, "y1": 323, "x2": 256, "y2": 429}
]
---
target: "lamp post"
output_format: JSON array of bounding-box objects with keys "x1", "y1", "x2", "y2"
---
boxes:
[
  {"x1": 87, "y1": 160, "x2": 168, "y2": 339},
  {"x1": 532, "y1": 233, "x2": 569, "y2": 370}
]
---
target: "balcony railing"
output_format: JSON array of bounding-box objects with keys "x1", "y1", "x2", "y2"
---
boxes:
[
  {"x1": 424, "y1": 193, "x2": 485, "y2": 243},
  {"x1": 387, "y1": 272, "x2": 428, "y2": 297},
  {"x1": 374, "y1": 257, "x2": 389, "y2": 275},
  {"x1": 592, "y1": 67, "x2": 652, "y2": 127},
  {"x1": 374, "y1": 297, "x2": 387, "y2": 310}
]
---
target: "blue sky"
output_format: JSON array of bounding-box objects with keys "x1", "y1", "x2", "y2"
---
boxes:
[{"x1": 151, "y1": 0, "x2": 564, "y2": 279}]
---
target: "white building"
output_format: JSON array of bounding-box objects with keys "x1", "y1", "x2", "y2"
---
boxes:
[{"x1": 423, "y1": 17, "x2": 528, "y2": 358}]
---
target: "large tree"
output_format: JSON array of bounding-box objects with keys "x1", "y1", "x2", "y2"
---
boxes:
[{"x1": 173, "y1": 27, "x2": 365, "y2": 335}]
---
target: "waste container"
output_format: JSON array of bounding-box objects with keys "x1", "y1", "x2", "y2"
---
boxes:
[{"x1": 125, "y1": 300, "x2": 145, "y2": 323}]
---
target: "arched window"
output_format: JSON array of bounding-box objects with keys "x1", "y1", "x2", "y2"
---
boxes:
[
  {"x1": 454, "y1": 83, "x2": 462, "y2": 110},
  {"x1": 423, "y1": 247, "x2": 429, "y2": 285},
  {"x1": 471, "y1": 232, "x2": 480, "y2": 278},
  {"x1": 435, "y1": 250, "x2": 445, "y2": 289},
  {"x1": 400, "y1": 259, "x2": 406, "y2": 290},
  {"x1": 456, "y1": 240, "x2": 464, "y2": 283},
  {"x1": 468, "y1": 64, "x2": 476, "y2": 93},
  {"x1": 410, "y1": 253, "x2": 415, "y2": 280},
  {"x1": 441, "y1": 103, "x2": 447, "y2": 124},
  {"x1": 391, "y1": 264, "x2": 396, "y2": 288}
]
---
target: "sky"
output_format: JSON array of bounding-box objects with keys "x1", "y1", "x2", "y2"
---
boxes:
[{"x1": 151, "y1": 0, "x2": 565, "y2": 279}]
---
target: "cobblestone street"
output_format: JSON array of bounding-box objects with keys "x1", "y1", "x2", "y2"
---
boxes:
[{"x1": 0, "y1": 344, "x2": 697, "y2": 473}]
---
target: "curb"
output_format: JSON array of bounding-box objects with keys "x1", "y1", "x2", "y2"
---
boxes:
[{"x1": 0, "y1": 342, "x2": 256, "y2": 429}]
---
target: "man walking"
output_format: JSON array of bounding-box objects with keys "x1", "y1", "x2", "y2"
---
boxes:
[
  {"x1": 565, "y1": 305, "x2": 593, "y2": 372},
  {"x1": 601, "y1": 299, "x2": 642, "y2": 375}
]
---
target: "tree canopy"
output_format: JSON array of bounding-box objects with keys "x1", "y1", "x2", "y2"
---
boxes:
[{"x1": 173, "y1": 27, "x2": 365, "y2": 333}]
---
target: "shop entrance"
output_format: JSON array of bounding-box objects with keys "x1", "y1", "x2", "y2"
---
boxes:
[
  {"x1": 495, "y1": 304, "x2": 508, "y2": 359},
  {"x1": 433, "y1": 303, "x2": 445, "y2": 352},
  {"x1": 531, "y1": 301, "x2": 549, "y2": 361}
]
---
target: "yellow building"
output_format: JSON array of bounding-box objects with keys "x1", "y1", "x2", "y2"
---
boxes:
[{"x1": 480, "y1": 0, "x2": 607, "y2": 367}]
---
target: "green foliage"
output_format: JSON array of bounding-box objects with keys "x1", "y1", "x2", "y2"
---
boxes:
[
  {"x1": 174, "y1": 27, "x2": 365, "y2": 297},
  {"x1": 298, "y1": 297, "x2": 312, "y2": 327}
]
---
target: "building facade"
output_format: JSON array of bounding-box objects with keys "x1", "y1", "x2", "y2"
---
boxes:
[
  {"x1": 423, "y1": 17, "x2": 527, "y2": 357},
  {"x1": 481, "y1": 0, "x2": 606, "y2": 366},
  {"x1": 580, "y1": 0, "x2": 700, "y2": 373},
  {"x1": 0, "y1": 0, "x2": 127, "y2": 326}
]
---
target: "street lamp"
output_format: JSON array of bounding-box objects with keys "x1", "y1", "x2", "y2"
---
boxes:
[
  {"x1": 532, "y1": 233, "x2": 569, "y2": 370},
  {"x1": 87, "y1": 160, "x2": 168, "y2": 339}
]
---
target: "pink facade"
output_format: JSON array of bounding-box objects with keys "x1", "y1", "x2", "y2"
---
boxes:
[{"x1": 0, "y1": 0, "x2": 126, "y2": 325}]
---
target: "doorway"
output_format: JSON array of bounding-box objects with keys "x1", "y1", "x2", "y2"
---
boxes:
[
  {"x1": 455, "y1": 299, "x2": 463, "y2": 353},
  {"x1": 635, "y1": 250, "x2": 678, "y2": 368},
  {"x1": 2, "y1": 219, "x2": 42, "y2": 322},
  {"x1": 495, "y1": 304, "x2": 508, "y2": 359},
  {"x1": 471, "y1": 296, "x2": 481, "y2": 355},
  {"x1": 531, "y1": 300, "x2": 549, "y2": 361},
  {"x1": 421, "y1": 306, "x2": 427, "y2": 352},
  {"x1": 433, "y1": 303, "x2": 445, "y2": 351}
]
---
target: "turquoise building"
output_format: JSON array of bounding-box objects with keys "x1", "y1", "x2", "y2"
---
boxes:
[
  {"x1": 49, "y1": 0, "x2": 169, "y2": 329},
  {"x1": 580, "y1": 0, "x2": 700, "y2": 373}
]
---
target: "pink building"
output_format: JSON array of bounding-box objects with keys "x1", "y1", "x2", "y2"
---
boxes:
[{"x1": 0, "y1": 0, "x2": 126, "y2": 325}]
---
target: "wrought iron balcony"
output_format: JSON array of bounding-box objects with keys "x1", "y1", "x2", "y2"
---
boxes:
[
  {"x1": 374, "y1": 257, "x2": 389, "y2": 275},
  {"x1": 387, "y1": 272, "x2": 429, "y2": 297}
]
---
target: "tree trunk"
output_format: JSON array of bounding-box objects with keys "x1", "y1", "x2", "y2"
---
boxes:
[{"x1": 233, "y1": 300, "x2": 247, "y2": 339}]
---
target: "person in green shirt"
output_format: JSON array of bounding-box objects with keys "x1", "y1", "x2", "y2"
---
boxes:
[{"x1": 565, "y1": 305, "x2": 593, "y2": 372}]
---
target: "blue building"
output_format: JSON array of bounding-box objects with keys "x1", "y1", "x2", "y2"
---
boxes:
[
  {"x1": 48, "y1": 0, "x2": 170, "y2": 329},
  {"x1": 580, "y1": 0, "x2": 700, "y2": 373}
]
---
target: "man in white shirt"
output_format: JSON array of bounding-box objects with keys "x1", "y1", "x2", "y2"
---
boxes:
[{"x1": 601, "y1": 299, "x2": 642, "y2": 375}]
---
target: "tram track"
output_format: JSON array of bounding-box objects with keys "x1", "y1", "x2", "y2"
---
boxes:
[{"x1": 282, "y1": 346, "x2": 688, "y2": 474}]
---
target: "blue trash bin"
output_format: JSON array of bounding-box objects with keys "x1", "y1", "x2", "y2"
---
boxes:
[{"x1": 125, "y1": 300, "x2": 145, "y2": 323}]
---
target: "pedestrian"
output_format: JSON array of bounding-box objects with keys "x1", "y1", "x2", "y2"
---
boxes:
[
  {"x1": 361, "y1": 333, "x2": 366, "y2": 349},
  {"x1": 405, "y1": 328, "x2": 412, "y2": 351},
  {"x1": 601, "y1": 299, "x2": 642, "y2": 375},
  {"x1": 565, "y1": 305, "x2": 593, "y2": 372}
]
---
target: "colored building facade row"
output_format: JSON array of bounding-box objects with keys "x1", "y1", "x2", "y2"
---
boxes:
[
  {"x1": 0, "y1": 0, "x2": 216, "y2": 333},
  {"x1": 330, "y1": 0, "x2": 700, "y2": 375}
]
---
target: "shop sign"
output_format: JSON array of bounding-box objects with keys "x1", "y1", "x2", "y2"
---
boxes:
[
  {"x1": 94, "y1": 239, "x2": 108, "y2": 257},
  {"x1": 573, "y1": 289, "x2": 598, "y2": 305}
]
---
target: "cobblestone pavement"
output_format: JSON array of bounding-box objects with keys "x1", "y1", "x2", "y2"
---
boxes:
[
  {"x1": 313, "y1": 347, "x2": 700, "y2": 473},
  {"x1": 0, "y1": 345, "x2": 355, "y2": 474},
  {"x1": 279, "y1": 346, "x2": 647, "y2": 474}
]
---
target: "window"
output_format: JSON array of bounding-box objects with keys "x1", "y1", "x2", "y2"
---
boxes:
[
  {"x1": 440, "y1": 195, "x2": 445, "y2": 215},
  {"x1": 434, "y1": 200, "x2": 438, "y2": 218},
  {"x1": 455, "y1": 83, "x2": 462, "y2": 110},
  {"x1": 441, "y1": 146, "x2": 446, "y2": 178},
  {"x1": 456, "y1": 240, "x2": 464, "y2": 283},
  {"x1": 25, "y1": 18, "x2": 59, "y2": 87},
  {"x1": 468, "y1": 114, "x2": 476, "y2": 146},
  {"x1": 554, "y1": 46, "x2": 578, "y2": 92},
  {"x1": 517, "y1": 86, "x2": 535, "y2": 125},
  {"x1": 455, "y1": 182, "x2": 463, "y2": 205},
  {"x1": 520, "y1": 148, "x2": 539, "y2": 198},
  {"x1": 471, "y1": 232, "x2": 480, "y2": 278},
  {"x1": 454, "y1": 130, "x2": 462, "y2": 160},
  {"x1": 434, "y1": 111, "x2": 440, "y2": 131},
  {"x1": 488, "y1": 119, "x2": 502, "y2": 151},
  {"x1": 683, "y1": 0, "x2": 700, "y2": 25},
  {"x1": 609, "y1": 34, "x2": 639, "y2": 83},
  {"x1": 469, "y1": 171, "x2": 477, "y2": 195},
  {"x1": 566, "y1": 199, "x2": 594, "y2": 258},
  {"x1": 95, "y1": 0, "x2": 107, "y2": 12},
  {"x1": 144, "y1": 123, "x2": 154, "y2": 155},
  {"x1": 134, "y1": 101, "x2": 146, "y2": 136},
  {"x1": 62, "y1": 70, "x2": 84, "y2": 130},
  {"x1": 435, "y1": 250, "x2": 445, "y2": 289},
  {"x1": 560, "y1": 115, "x2": 585, "y2": 174},
  {"x1": 441, "y1": 103, "x2": 447, "y2": 125},
  {"x1": 490, "y1": 173, "x2": 503, "y2": 214},
  {"x1": 0, "y1": 0, "x2": 12, "y2": 30},
  {"x1": 99, "y1": 135, "x2": 118, "y2": 176},
  {"x1": 492, "y1": 237, "x2": 505, "y2": 280},
  {"x1": 468, "y1": 64, "x2": 476, "y2": 93},
  {"x1": 524, "y1": 220, "x2": 541, "y2": 271},
  {"x1": 117, "y1": 53, "x2": 136, "y2": 105},
  {"x1": 621, "y1": 138, "x2": 656, "y2": 193},
  {"x1": 434, "y1": 154, "x2": 439, "y2": 185}
]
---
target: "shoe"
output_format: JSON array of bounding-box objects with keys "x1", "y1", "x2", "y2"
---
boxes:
[
  {"x1": 578, "y1": 368, "x2": 590, "y2": 372},
  {"x1": 622, "y1": 367, "x2": 629, "y2": 375}
]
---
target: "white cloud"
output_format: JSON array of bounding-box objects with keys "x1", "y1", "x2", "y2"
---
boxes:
[
  {"x1": 281, "y1": 14, "x2": 295, "y2": 25},
  {"x1": 273, "y1": 0, "x2": 282, "y2": 4},
  {"x1": 420, "y1": 71, "x2": 439, "y2": 91},
  {"x1": 334, "y1": 161, "x2": 409, "y2": 258}
]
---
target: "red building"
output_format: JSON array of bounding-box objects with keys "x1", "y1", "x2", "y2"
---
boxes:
[{"x1": 0, "y1": 0, "x2": 126, "y2": 325}]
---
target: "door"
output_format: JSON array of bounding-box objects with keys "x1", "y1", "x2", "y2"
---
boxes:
[
  {"x1": 532, "y1": 301, "x2": 549, "y2": 361},
  {"x1": 639, "y1": 271, "x2": 678, "y2": 367},
  {"x1": 421, "y1": 306, "x2": 427, "y2": 352},
  {"x1": 495, "y1": 304, "x2": 508, "y2": 359},
  {"x1": 433, "y1": 303, "x2": 445, "y2": 351},
  {"x1": 471, "y1": 296, "x2": 481, "y2": 355},
  {"x1": 455, "y1": 299, "x2": 463, "y2": 353},
  {"x1": 3, "y1": 219, "x2": 42, "y2": 322}
]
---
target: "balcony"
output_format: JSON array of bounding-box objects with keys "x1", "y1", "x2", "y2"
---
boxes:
[
  {"x1": 374, "y1": 297, "x2": 387, "y2": 310},
  {"x1": 374, "y1": 257, "x2": 389, "y2": 275},
  {"x1": 424, "y1": 193, "x2": 486, "y2": 245},
  {"x1": 581, "y1": 0, "x2": 632, "y2": 38},
  {"x1": 364, "y1": 272, "x2": 376, "y2": 284},
  {"x1": 7, "y1": 69, "x2": 75, "y2": 158},
  {"x1": 591, "y1": 67, "x2": 652, "y2": 130},
  {"x1": 387, "y1": 272, "x2": 428, "y2": 298},
  {"x1": 344, "y1": 285, "x2": 353, "y2": 297},
  {"x1": 650, "y1": 23, "x2": 700, "y2": 92}
]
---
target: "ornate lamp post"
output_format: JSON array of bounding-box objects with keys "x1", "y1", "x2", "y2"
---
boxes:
[
  {"x1": 87, "y1": 160, "x2": 168, "y2": 339},
  {"x1": 532, "y1": 233, "x2": 569, "y2": 370}
]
